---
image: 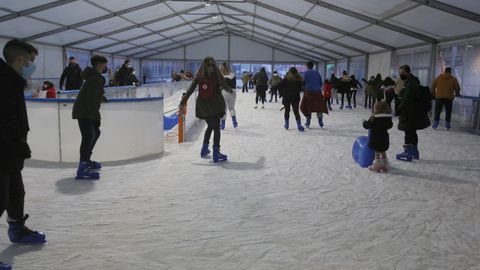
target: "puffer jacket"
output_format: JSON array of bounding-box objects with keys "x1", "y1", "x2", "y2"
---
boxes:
[{"x1": 337, "y1": 75, "x2": 352, "y2": 94}]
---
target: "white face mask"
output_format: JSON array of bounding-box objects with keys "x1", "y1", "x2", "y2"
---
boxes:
[{"x1": 21, "y1": 59, "x2": 37, "y2": 79}]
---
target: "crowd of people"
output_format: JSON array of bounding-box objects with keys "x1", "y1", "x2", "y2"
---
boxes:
[{"x1": 0, "y1": 36, "x2": 464, "y2": 268}]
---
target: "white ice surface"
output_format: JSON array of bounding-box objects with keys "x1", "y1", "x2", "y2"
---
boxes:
[{"x1": 1, "y1": 92, "x2": 480, "y2": 270}]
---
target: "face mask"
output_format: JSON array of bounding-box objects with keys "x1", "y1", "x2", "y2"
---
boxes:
[
  {"x1": 22, "y1": 60, "x2": 36, "y2": 79},
  {"x1": 400, "y1": 74, "x2": 407, "y2": 81}
]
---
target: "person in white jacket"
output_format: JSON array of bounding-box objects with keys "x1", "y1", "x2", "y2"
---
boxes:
[{"x1": 220, "y1": 62, "x2": 238, "y2": 129}]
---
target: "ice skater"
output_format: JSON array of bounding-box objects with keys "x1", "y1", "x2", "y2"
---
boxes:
[
  {"x1": 268, "y1": 70, "x2": 282, "y2": 102},
  {"x1": 72, "y1": 55, "x2": 108, "y2": 180},
  {"x1": 362, "y1": 101, "x2": 393, "y2": 172},
  {"x1": 337, "y1": 71, "x2": 353, "y2": 109},
  {"x1": 220, "y1": 62, "x2": 238, "y2": 129},
  {"x1": 323, "y1": 79, "x2": 333, "y2": 111},
  {"x1": 271, "y1": 67, "x2": 305, "y2": 132},
  {"x1": 253, "y1": 67, "x2": 269, "y2": 109},
  {"x1": 179, "y1": 57, "x2": 233, "y2": 163},
  {"x1": 300, "y1": 61, "x2": 328, "y2": 128},
  {"x1": 1, "y1": 39, "x2": 47, "y2": 270}
]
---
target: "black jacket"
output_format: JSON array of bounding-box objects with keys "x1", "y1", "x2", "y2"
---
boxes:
[
  {"x1": 116, "y1": 65, "x2": 130, "y2": 86},
  {"x1": 72, "y1": 67, "x2": 106, "y2": 121},
  {"x1": 398, "y1": 74, "x2": 431, "y2": 131},
  {"x1": 60, "y1": 63, "x2": 83, "y2": 90},
  {"x1": 0, "y1": 58, "x2": 31, "y2": 171},
  {"x1": 337, "y1": 75, "x2": 353, "y2": 94},
  {"x1": 363, "y1": 114, "x2": 393, "y2": 152},
  {"x1": 271, "y1": 78, "x2": 302, "y2": 104}
]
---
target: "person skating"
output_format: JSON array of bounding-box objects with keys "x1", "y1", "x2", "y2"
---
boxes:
[
  {"x1": 382, "y1": 77, "x2": 396, "y2": 112},
  {"x1": 271, "y1": 67, "x2": 305, "y2": 132},
  {"x1": 72, "y1": 55, "x2": 109, "y2": 179},
  {"x1": 1, "y1": 39, "x2": 47, "y2": 270},
  {"x1": 323, "y1": 79, "x2": 333, "y2": 111},
  {"x1": 350, "y1": 75, "x2": 362, "y2": 108},
  {"x1": 431, "y1": 67, "x2": 461, "y2": 130},
  {"x1": 179, "y1": 57, "x2": 233, "y2": 163},
  {"x1": 300, "y1": 61, "x2": 328, "y2": 128},
  {"x1": 59, "y1": 56, "x2": 83, "y2": 90},
  {"x1": 241, "y1": 71, "x2": 249, "y2": 93},
  {"x1": 268, "y1": 71, "x2": 282, "y2": 102},
  {"x1": 370, "y1": 74, "x2": 384, "y2": 112},
  {"x1": 337, "y1": 71, "x2": 353, "y2": 109},
  {"x1": 363, "y1": 76, "x2": 375, "y2": 109},
  {"x1": 330, "y1": 73, "x2": 339, "y2": 105},
  {"x1": 220, "y1": 62, "x2": 238, "y2": 129},
  {"x1": 253, "y1": 68, "x2": 269, "y2": 109},
  {"x1": 396, "y1": 65, "x2": 431, "y2": 161},
  {"x1": 363, "y1": 101, "x2": 393, "y2": 172}
]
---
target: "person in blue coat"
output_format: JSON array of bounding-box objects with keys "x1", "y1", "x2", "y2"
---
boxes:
[{"x1": 300, "y1": 61, "x2": 328, "y2": 128}]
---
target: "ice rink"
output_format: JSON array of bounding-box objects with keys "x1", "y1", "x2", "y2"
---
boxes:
[{"x1": 1, "y1": 92, "x2": 480, "y2": 270}]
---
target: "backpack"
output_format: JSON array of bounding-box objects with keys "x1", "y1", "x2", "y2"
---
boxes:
[
  {"x1": 419, "y1": 85, "x2": 433, "y2": 113},
  {"x1": 198, "y1": 79, "x2": 216, "y2": 101}
]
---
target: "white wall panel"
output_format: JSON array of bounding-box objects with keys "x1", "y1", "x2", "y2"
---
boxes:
[
  {"x1": 186, "y1": 36, "x2": 228, "y2": 60},
  {"x1": 230, "y1": 36, "x2": 272, "y2": 62},
  {"x1": 274, "y1": 50, "x2": 308, "y2": 62},
  {"x1": 368, "y1": 51, "x2": 392, "y2": 78},
  {"x1": 149, "y1": 47, "x2": 185, "y2": 60}
]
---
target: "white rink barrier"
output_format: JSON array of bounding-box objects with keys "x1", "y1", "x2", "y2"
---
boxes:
[{"x1": 26, "y1": 97, "x2": 164, "y2": 163}]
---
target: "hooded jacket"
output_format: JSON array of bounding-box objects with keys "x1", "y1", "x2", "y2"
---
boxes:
[
  {"x1": 431, "y1": 73, "x2": 460, "y2": 100},
  {"x1": 363, "y1": 114, "x2": 393, "y2": 152},
  {"x1": 398, "y1": 74, "x2": 430, "y2": 131},
  {"x1": 0, "y1": 58, "x2": 31, "y2": 171},
  {"x1": 72, "y1": 67, "x2": 106, "y2": 121}
]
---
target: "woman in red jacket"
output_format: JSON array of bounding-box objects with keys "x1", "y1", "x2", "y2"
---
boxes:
[{"x1": 323, "y1": 79, "x2": 332, "y2": 111}]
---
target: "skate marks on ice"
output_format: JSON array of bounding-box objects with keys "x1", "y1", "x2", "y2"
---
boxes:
[{"x1": 388, "y1": 166, "x2": 477, "y2": 186}]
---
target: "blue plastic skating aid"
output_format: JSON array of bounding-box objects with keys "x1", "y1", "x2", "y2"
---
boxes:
[
  {"x1": 0, "y1": 261, "x2": 11, "y2": 270},
  {"x1": 163, "y1": 112, "x2": 179, "y2": 131},
  {"x1": 352, "y1": 134, "x2": 375, "y2": 168}
]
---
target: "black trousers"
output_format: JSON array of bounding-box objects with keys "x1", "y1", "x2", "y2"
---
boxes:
[
  {"x1": 405, "y1": 130, "x2": 418, "y2": 146},
  {"x1": 434, "y1": 99, "x2": 453, "y2": 122},
  {"x1": 340, "y1": 92, "x2": 352, "y2": 107},
  {"x1": 325, "y1": 98, "x2": 331, "y2": 109},
  {"x1": 269, "y1": 89, "x2": 278, "y2": 102},
  {"x1": 394, "y1": 94, "x2": 400, "y2": 116},
  {"x1": 256, "y1": 85, "x2": 267, "y2": 104},
  {"x1": 0, "y1": 170, "x2": 25, "y2": 220},
  {"x1": 78, "y1": 119, "x2": 101, "y2": 162},
  {"x1": 203, "y1": 117, "x2": 221, "y2": 147},
  {"x1": 364, "y1": 95, "x2": 372, "y2": 109},
  {"x1": 242, "y1": 83, "x2": 248, "y2": 93},
  {"x1": 284, "y1": 101, "x2": 301, "y2": 121},
  {"x1": 351, "y1": 90, "x2": 357, "y2": 107}
]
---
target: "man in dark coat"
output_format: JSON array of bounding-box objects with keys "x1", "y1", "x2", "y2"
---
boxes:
[
  {"x1": 59, "y1": 56, "x2": 83, "y2": 90},
  {"x1": 0, "y1": 40, "x2": 46, "y2": 268},
  {"x1": 72, "y1": 55, "x2": 108, "y2": 179},
  {"x1": 116, "y1": 59, "x2": 131, "y2": 86},
  {"x1": 396, "y1": 65, "x2": 431, "y2": 161}
]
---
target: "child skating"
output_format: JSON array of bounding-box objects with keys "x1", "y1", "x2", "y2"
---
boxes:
[
  {"x1": 362, "y1": 101, "x2": 393, "y2": 172},
  {"x1": 220, "y1": 62, "x2": 238, "y2": 129}
]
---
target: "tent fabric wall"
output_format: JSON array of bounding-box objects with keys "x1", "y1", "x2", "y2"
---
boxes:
[
  {"x1": 367, "y1": 51, "x2": 392, "y2": 78},
  {"x1": 437, "y1": 40, "x2": 480, "y2": 97}
]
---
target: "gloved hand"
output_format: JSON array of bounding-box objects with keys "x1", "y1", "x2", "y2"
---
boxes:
[{"x1": 17, "y1": 140, "x2": 31, "y2": 159}]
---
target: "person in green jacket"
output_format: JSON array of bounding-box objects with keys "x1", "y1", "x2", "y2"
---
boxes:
[
  {"x1": 72, "y1": 55, "x2": 108, "y2": 180},
  {"x1": 179, "y1": 56, "x2": 233, "y2": 163}
]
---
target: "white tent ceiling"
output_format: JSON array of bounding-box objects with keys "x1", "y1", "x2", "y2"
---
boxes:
[{"x1": 1, "y1": 0, "x2": 479, "y2": 60}]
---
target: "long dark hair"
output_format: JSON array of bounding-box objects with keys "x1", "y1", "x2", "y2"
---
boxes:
[
  {"x1": 286, "y1": 67, "x2": 301, "y2": 81},
  {"x1": 195, "y1": 56, "x2": 224, "y2": 85}
]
